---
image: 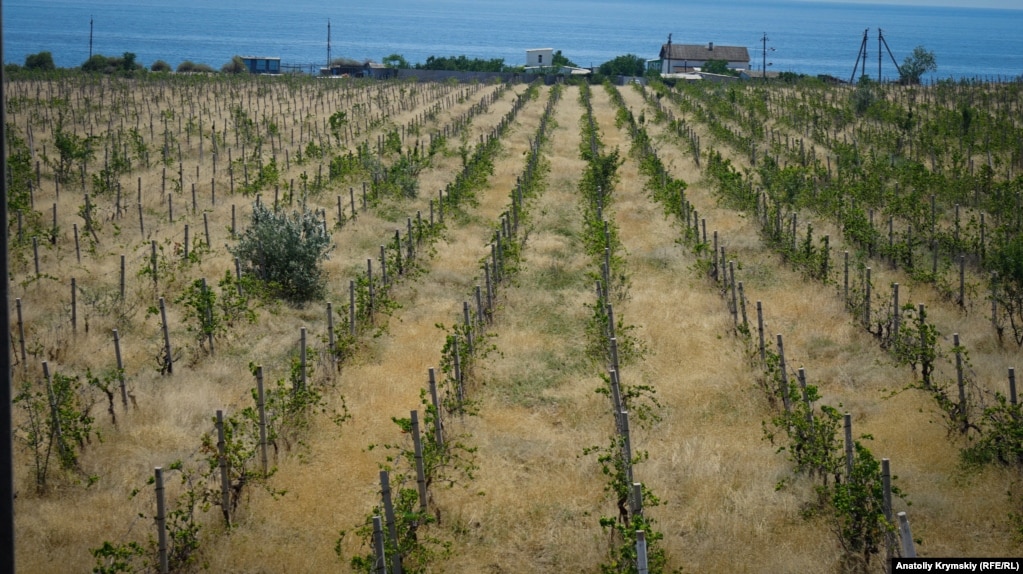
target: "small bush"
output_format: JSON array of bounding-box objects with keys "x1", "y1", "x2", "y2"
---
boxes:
[
  {"x1": 25, "y1": 51, "x2": 56, "y2": 71},
  {"x1": 230, "y1": 202, "x2": 332, "y2": 304},
  {"x1": 221, "y1": 55, "x2": 249, "y2": 74},
  {"x1": 151, "y1": 60, "x2": 172, "y2": 72},
  {"x1": 176, "y1": 60, "x2": 216, "y2": 74}
]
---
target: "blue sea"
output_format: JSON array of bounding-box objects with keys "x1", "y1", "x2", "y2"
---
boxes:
[{"x1": 3, "y1": 0, "x2": 1022, "y2": 81}]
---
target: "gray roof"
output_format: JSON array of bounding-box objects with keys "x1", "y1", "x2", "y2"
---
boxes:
[{"x1": 660, "y1": 43, "x2": 750, "y2": 62}]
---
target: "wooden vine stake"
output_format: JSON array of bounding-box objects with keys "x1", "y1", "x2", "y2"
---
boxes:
[
  {"x1": 202, "y1": 278, "x2": 213, "y2": 355},
  {"x1": 428, "y1": 368, "x2": 443, "y2": 448},
  {"x1": 882, "y1": 458, "x2": 894, "y2": 566},
  {"x1": 844, "y1": 413, "x2": 854, "y2": 481},
  {"x1": 756, "y1": 301, "x2": 765, "y2": 363},
  {"x1": 379, "y1": 471, "x2": 404, "y2": 574},
  {"x1": 737, "y1": 281, "x2": 748, "y2": 331},
  {"x1": 326, "y1": 303, "x2": 337, "y2": 372},
  {"x1": 16, "y1": 299, "x2": 27, "y2": 368},
  {"x1": 215, "y1": 410, "x2": 231, "y2": 527},
  {"x1": 1010, "y1": 368, "x2": 1017, "y2": 406},
  {"x1": 113, "y1": 329, "x2": 127, "y2": 408},
  {"x1": 151, "y1": 240, "x2": 159, "y2": 291},
  {"x1": 155, "y1": 467, "x2": 169, "y2": 574},
  {"x1": 954, "y1": 333, "x2": 966, "y2": 423},
  {"x1": 729, "y1": 261, "x2": 738, "y2": 329},
  {"x1": 255, "y1": 366, "x2": 269, "y2": 476},
  {"x1": 299, "y1": 327, "x2": 307, "y2": 392},
  {"x1": 42, "y1": 362, "x2": 69, "y2": 466},
  {"x1": 410, "y1": 410, "x2": 428, "y2": 512},
  {"x1": 70, "y1": 278, "x2": 77, "y2": 333},
  {"x1": 120, "y1": 255, "x2": 126, "y2": 300},
  {"x1": 776, "y1": 334, "x2": 791, "y2": 413},
  {"x1": 159, "y1": 297, "x2": 172, "y2": 375},
  {"x1": 349, "y1": 280, "x2": 356, "y2": 336}
]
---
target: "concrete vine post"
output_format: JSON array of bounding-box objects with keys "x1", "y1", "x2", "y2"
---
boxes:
[
  {"x1": 636, "y1": 530, "x2": 649, "y2": 574},
  {"x1": 371, "y1": 516, "x2": 386, "y2": 574},
  {"x1": 620, "y1": 411, "x2": 635, "y2": 487},
  {"x1": 897, "y1": 512, "x2": 916, "y2": 557}
]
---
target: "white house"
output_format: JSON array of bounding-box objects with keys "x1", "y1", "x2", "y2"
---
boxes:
[
  {"x1": 657, "y1": 42, "x2": 750, "y2": 74},
  {"x1": 526, "y1": 48, "x2": 554, "y2": 68}
]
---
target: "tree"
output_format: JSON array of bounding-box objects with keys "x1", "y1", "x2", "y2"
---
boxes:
[
  {"x1": 81, "y1": 54, "x2": 110, "y2": 73},
  {"x1": 151, "y1": 60, "x2": 172, "y2": 72},
  {"x1": 552, "y1": 50, "x2": 577, "y2": 68},
  {"x1": 24, "y1": 51, "x2": 55, "y2": 71},
  {"x1": 81, "y1": 52, "x2": 142, "y2": 75},
  {"x1": 702, "y1": 59, "x2": 738, "y2": 76},
  {"x1": 598, "y1": 54, "x2": 646, "y2": 77},
  {"x1": 416, "y1": 55, "x2": 506, "y2": 72},
  {"x1": 221, "y1": 55, "x2": 249, "y2": 74},
  {"x1": 382, "y1": 53, "x2": 410, "y2": 69},
  {"x1": 900, "y1": 45, "x2": 937, "y2": 85}
]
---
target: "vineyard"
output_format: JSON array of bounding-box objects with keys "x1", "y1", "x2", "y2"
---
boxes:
[{"x1": 4, "y1": 71, "x2": 1022, "y2": 573}]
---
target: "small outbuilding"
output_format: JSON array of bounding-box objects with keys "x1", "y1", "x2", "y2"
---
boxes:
[
  {"x1": 656, "y1": 42, "x2": 750, "y2": 74},
  {"x1": 526, "y1": 48, "x2": 554, "y2": 68},
  {"x1": 241, "y1": 56, "x2": 281, "y2": 75}
]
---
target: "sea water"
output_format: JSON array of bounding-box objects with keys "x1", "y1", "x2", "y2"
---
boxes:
[{"x1": 3, "y1": 0, "x2": 1022, "y2": 81}]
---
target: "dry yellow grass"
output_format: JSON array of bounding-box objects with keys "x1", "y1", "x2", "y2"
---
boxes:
[
  {"x1": 614, "y1": 83, "x2": 1017, "y2": 563},
  {"x1": 6, "y1": 75, "x2": 1018, "y2": 574}
]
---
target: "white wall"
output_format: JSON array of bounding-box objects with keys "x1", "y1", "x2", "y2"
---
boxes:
[{"x1": 526, "y1": 49, "x2": 554, "y2": 67}]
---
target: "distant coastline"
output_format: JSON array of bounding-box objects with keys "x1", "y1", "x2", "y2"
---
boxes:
[{"x1": 4, "y1": 0, "x2": 1023, "y2": 81}]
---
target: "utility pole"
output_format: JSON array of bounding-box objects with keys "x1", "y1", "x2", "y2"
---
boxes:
[
  {"x1": 89, "y1": 16, "x2": 94, "y2": 59},
  {"x1": 761, "y1": 33, "x2": 773, "y2": 81},
  {"x1": 850, "y1": 28, "x2": 869, "y2": 84},
  {"x1": 326, "y1": 19, "x2": 331, "y2": 72},
  {"x1": 878, "y1": 28, "x2": 903, "y2": 82}
]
